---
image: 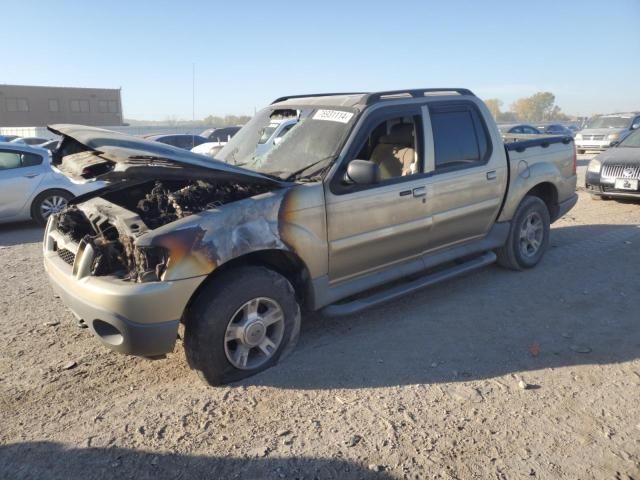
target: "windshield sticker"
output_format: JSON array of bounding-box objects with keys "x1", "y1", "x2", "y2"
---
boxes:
[{"x1": 313, "y1": 109, "x2": 354, "y2": 124}]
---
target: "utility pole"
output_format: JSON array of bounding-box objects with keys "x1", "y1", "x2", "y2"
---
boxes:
[{"x1": 192, "y1": 63, "x2": 196, "y2": 123}]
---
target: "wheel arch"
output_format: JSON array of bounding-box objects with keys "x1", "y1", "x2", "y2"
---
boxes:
[
  {"x1": 524, "y1": 182, "x2": 559, "y2": 221},
  {"x1": 183, "y1": 248, "x2": 314, "y2": 320}
]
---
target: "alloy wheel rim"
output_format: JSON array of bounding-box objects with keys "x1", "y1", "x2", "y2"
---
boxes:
[
  {"x1": 40, "y1": 195, "x2": 68, "y2": 219},
  {"x1": 519, "y1": 211, "x2": 544, "y2": 258},
  {"x1": 224, "y1": 297, "x2": 285, "y2": 370}
]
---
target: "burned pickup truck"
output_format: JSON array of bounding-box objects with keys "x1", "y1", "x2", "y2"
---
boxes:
[{"x1": 44, "y1": 88, "x2": 577, "y2": 385}]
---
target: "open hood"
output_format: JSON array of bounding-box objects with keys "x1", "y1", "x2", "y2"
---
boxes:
[{"x1": 49, "y1": 124, "x2": 285, "y2": 187}]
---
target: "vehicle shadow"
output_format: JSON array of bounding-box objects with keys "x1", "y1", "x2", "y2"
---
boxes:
[
  {"x1": 0, "y1": 221, "x2": 43, "y2": 247},
  {"x1": 244, "y1": 223, "x2": 640, "y2": 390},
  {"x1": 0, "y1": 441, "x2": 391, "y2": 480}
]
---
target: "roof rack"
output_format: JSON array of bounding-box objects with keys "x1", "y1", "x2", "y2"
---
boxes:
[
  {"x1": 271, "y1": 88, "x2": 475, "y2": 106},
  {"x1": 271, "y1": 92, "x2": 367, "y2": 104},
  {"x1": 364, "y1": 88, "x2": 475, "y2": 105}
]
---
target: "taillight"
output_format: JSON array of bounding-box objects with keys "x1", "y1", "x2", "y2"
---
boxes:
[{"x1": 572, "y1": 146, "x2": 577, "y2": 175}]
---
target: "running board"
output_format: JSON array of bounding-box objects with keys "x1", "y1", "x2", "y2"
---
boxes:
[{"x1": 321, "y1": 251, "x2": 497, "y2": 317}]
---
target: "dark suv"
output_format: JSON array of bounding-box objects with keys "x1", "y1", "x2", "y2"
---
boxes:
[{"x1": 586, "y1": 128, "x2": 640, "y2": 200}]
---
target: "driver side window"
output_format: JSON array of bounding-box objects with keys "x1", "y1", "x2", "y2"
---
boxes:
[{"x1": 353, "y1": 115, "x2": 423, "y2": 181}]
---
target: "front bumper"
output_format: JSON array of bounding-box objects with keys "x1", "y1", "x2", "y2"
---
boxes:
[
  {"x1": 43, "y1": 246, "x2": 205, "y2": 357},
  {"x1": 575, "y1": 139, "x2": 613, "y2": 152},
  {"x1": 585, "y1": 171, "x2": 640, "y2": 199}
]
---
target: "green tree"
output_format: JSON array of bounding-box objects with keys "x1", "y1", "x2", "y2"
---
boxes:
[
  {"x1": 484, "y1": 98, "x2": 503, "y2": 119},
  {"x1": 511, "y1": 92, "x2": 568, "y2": 122}
]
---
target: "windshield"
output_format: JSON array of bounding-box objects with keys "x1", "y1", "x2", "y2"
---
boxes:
[
  {"x1": 584, "y1": 116, "x2": 631, "y2": 129},
  {"x1": 619, "y1": 129, "x2": 640, "y2": 147},
  {"x1": 216, "y1": 106, "x2": 357, "y2": 180}
]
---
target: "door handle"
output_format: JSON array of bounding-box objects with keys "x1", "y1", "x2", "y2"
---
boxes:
[
  {"x1": 412, "y1": 186, "x2": 426, "y2": 198},
  {"x1": 486, "y1": 170, "x2": 497, "y2": 180},
  {"x1": 24, "y1": 174, "x2": 40, "y2": 178}
]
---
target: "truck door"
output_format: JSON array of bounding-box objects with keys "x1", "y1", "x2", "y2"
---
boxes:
[
  {"x1": 325, "y1": 104, "x2": 432, "y2": 283},
  {"x1": 420, "y1": 100, "x2": 507, "y2": 252}
]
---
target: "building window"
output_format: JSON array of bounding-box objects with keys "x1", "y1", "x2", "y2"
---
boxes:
[
  {"x1": 6, "y1": 98, "x2": 29, "y2": 112},
  {"x1": 98, "y1": 100, "x2": 108, "y2": 113},
  {"x1": 108, "y1": 100, "x2": 119, "y2": 113},
  {"x1": 49, "y1": 99, "x2": 59, "y2": 112},
  {"x1": 70, "y1": 99, "x2": 90, "y2": 113}
]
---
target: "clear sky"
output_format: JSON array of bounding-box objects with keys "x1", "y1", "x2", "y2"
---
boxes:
[{"x1": 2, "y1": 0, "x2": 638, "y2": 120}]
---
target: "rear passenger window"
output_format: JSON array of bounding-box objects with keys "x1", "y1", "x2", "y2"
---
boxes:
[
  {"x1": 429, "y1": 103, "x2": 490, "y2": 171},
  {"x1": 21, "y1": 152, "x2": 43, "y2": 167}
]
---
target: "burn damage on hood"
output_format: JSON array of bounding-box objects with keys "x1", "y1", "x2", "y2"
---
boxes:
[{"x1": 48, "y1": 124, "x2": 287, "y2": 283}]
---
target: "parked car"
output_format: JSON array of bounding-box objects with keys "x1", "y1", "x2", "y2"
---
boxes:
[
  {"x1": 254, "y1": 117, "x2": 298, "y2": 157},
  {"x1": 43, "y1": 88, "x2": 577, "y2": 385},
  {"x1": 193, "y1": 127, "x2": 244, "y2": 158},
  {"x1": 200, "y1": 126, "x2": 242, "y2": 142},
  {"x1": 585, "y1": 127, "x2": 640, "y2": 200},
  {"x1": 144, "y1": 134, "x2": 209, "y2": 150},
  {"x1": 10, "y1": 136, "x2": 50, "y2": 146},
  {"x1": 541, "y1": 124, "x2": 575, "y2": 137},
  {"x1": 39, "y1": 139, "x2": 60, "y2": 152},
  {"x1": 0, "y1": 135, "x2": 20, "y2": 143},
  {"x1": 499, "y1": 124, "x2": 542, "y2": 135},
  {"x1": 0, "y1": 143, "x2": 103, "y2": 225},
  {"x1": 575, "y1": 112, "x2": 640, "y2": 154}
]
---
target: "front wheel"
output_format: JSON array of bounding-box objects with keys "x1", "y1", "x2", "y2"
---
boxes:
[
  {"x1": 496, "y1": 195, "x2": 550, "y2": 271},
  {"x1": 185, "y1": 266, "x2": 301, "y2": 386},
  {"x1": 31, "y1": 189, "x2": 73, "y2": 226}
]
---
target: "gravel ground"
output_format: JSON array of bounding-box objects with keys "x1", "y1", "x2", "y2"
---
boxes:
[{"x1": 1, "y1": 158, "x2": 639, "y2": 480}]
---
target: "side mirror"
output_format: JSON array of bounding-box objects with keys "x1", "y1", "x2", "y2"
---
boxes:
[
  {"x1": 632, "y1": 123, "x2": 640, "y2": 130},
  {"x1": 609, "y1": 140, "x2": 620, "y2": 147},
  {"x1": 344, "y1": 159, "x2": 380, "y2": 185},
  {"x1": 273, "y1": 137, "x2": 283, "y2": 146}
]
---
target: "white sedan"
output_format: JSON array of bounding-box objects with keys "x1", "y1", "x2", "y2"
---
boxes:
[{"x1": 0, "y1": 143, "x2": 103, "y2": 225}]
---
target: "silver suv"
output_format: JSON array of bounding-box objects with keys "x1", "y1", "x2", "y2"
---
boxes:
[{"x1": 575, "y1": 112, "x2": 640, "y2": 154}]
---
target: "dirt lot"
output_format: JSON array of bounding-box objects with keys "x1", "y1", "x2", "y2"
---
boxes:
[{"x1": 1, "y1": 157, "x2": 639, "y2": 480}]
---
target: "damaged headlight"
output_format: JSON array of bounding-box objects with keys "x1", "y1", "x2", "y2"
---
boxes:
[
  {"x1": 133, "y1": 245, "x2": 170, "y2": 282},
  {"x1": 90, "y1": 239, "x2": 169, "y2": 283}
]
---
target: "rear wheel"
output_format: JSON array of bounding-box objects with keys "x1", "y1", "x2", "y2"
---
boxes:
[
  {"x1": 496, "y1": 195, "x2": 550, "y2": 271},
  {"x1": 185, "y1": 266, "x2": 301, "y2": 386},
  {"x1": 31, "y1": 189, "x2": 73, "y2": 226},
  {"x1": 591, "y1": 194, "x2": 610, "y2": 201}
]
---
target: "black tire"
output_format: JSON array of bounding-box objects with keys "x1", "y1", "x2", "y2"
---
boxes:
[
  {"x1": 31, "y1": 189, "x2": 73, "y2": 226},
  {"x1": 496, "y1": 195, "x2": 551, "y2": 271},
  {"x1": 184, "y1": 266, "x2": 301, "y2": 386},
  {"x1": 591, "y1": 194, "x2": 610, "y2": 201}
]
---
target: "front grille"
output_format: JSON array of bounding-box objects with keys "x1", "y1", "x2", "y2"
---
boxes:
[
  {"x1": 57, "y1": 248, "x2": 76, "y2": 266},
  {"x1": 601, "y1": 164, "x2": 640, "y2": 179},
  {"x1": 582, "y1": 134, "x2": 606, "y2": 141}
]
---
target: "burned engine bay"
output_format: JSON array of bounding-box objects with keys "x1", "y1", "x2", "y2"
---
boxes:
[{"x1": 54, "y1": 179, "x2": 272, "y2": 282}]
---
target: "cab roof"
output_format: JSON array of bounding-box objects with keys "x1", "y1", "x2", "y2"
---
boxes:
[{"x1": 271, "y1": 88, "x2": 475, "y2": 110}]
